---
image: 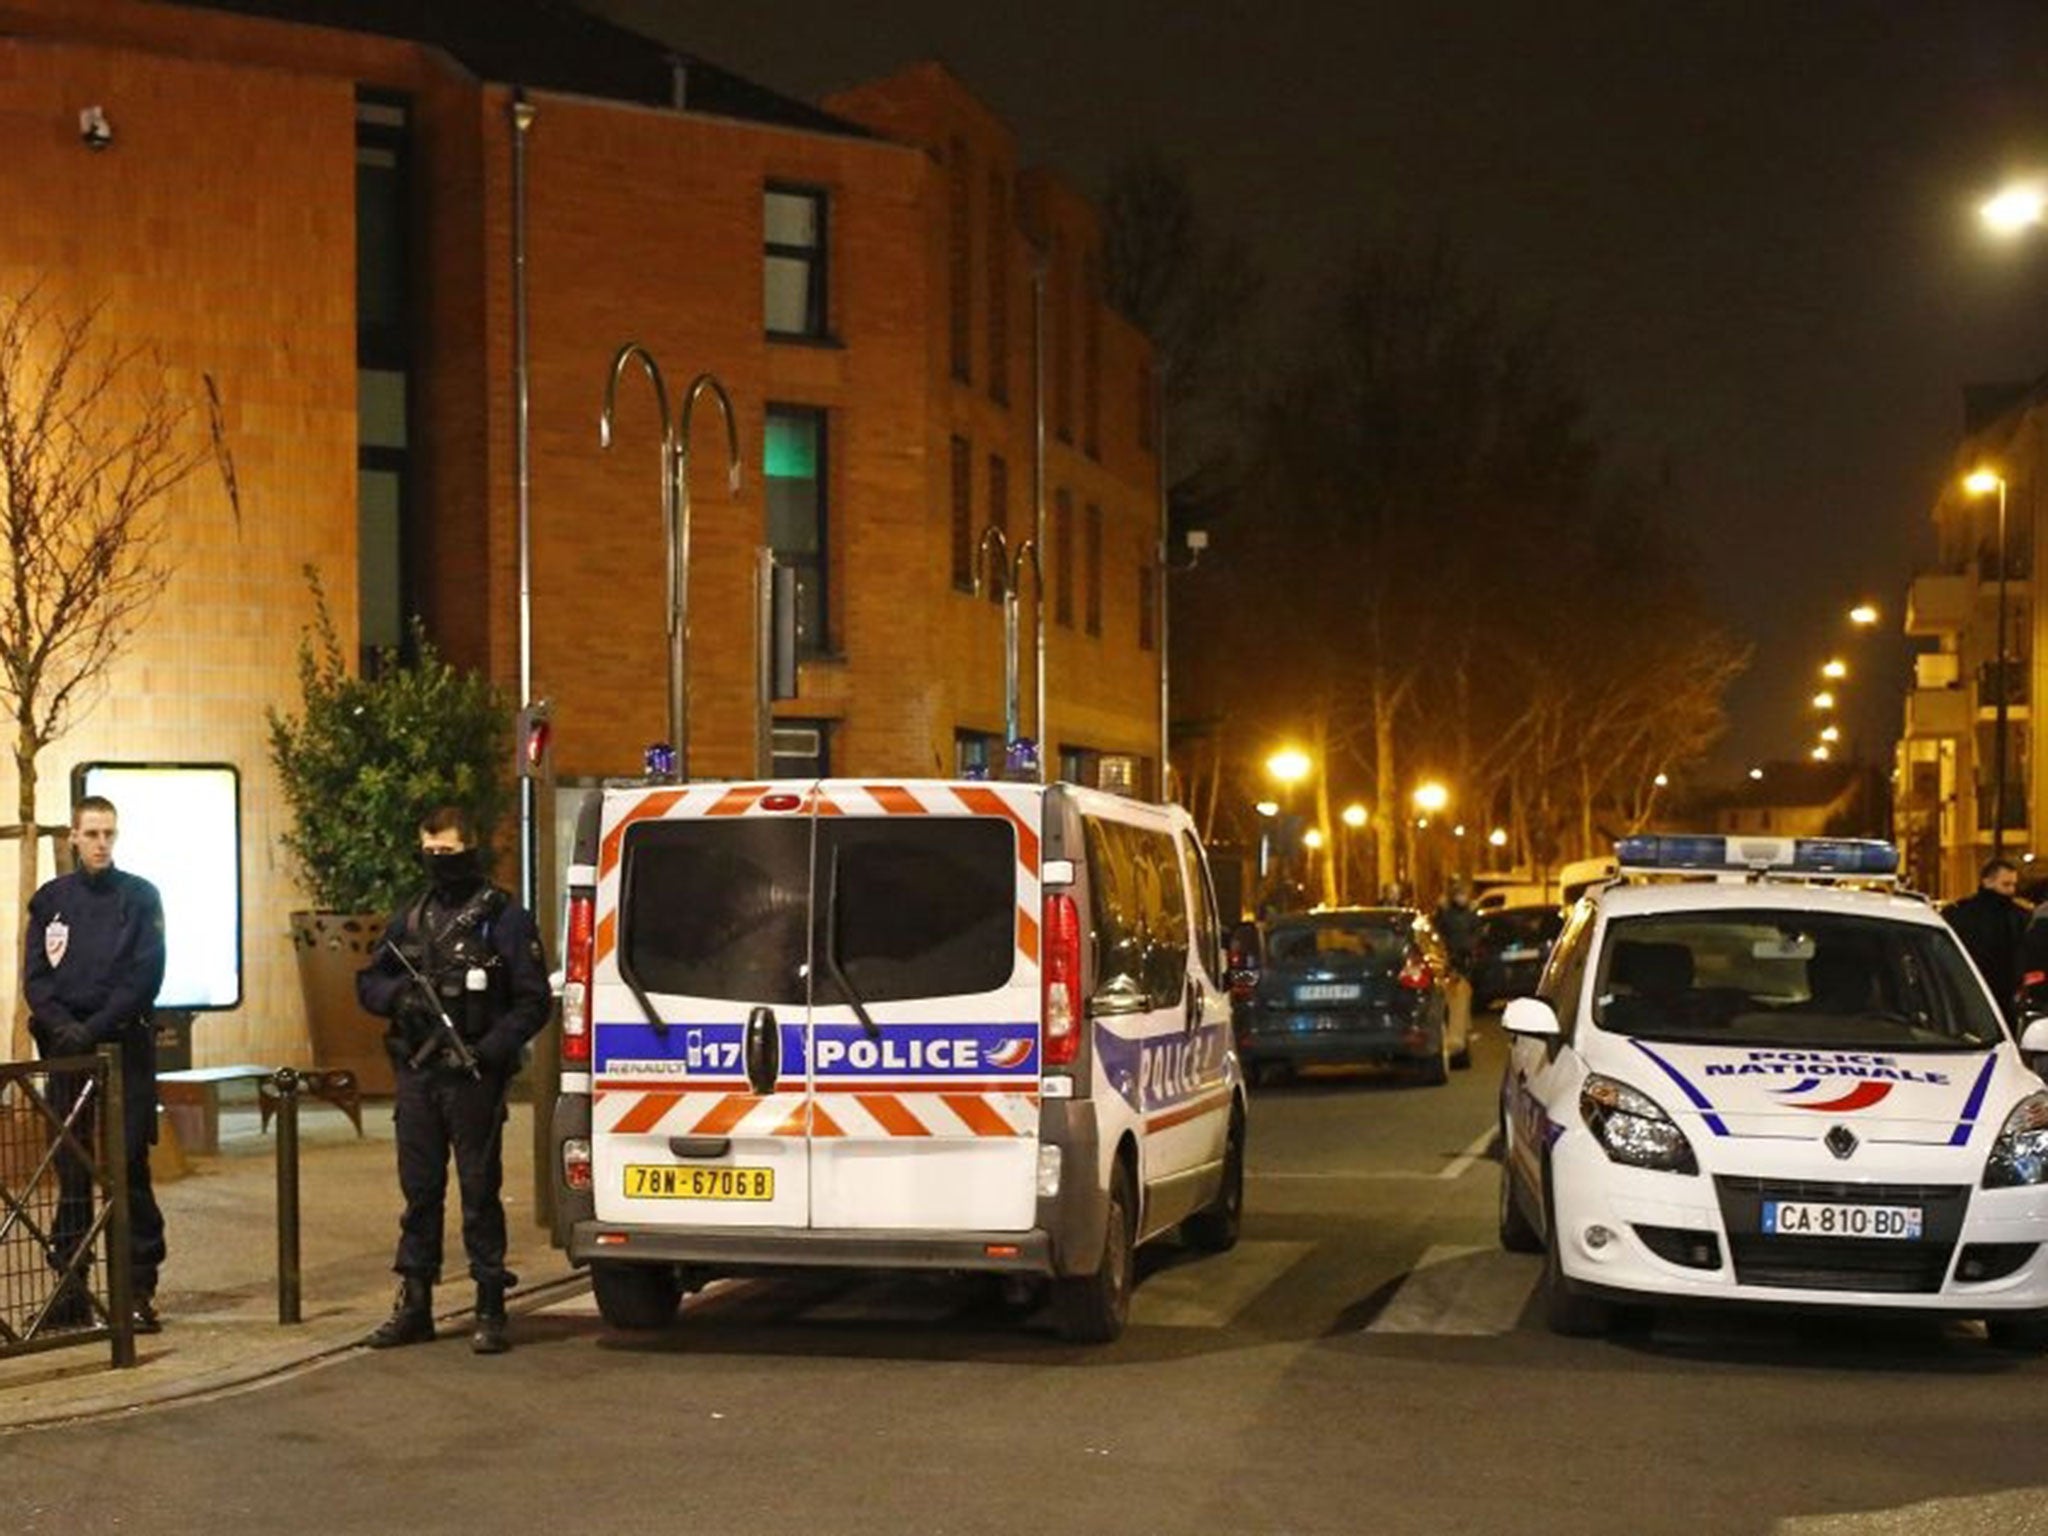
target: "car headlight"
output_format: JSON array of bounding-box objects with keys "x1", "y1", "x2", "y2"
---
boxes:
[
  {"x1": 1579, "y1": 1073, "x2": 1698, "y2": 1175},
  {"x1": 1983, "y1": 1091, "x2": 2048, "y2": 1189}
]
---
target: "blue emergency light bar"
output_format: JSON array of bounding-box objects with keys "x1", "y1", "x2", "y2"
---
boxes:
[{"x1": 1613, "y1": 834, "x2": 1899, "y2": 877}]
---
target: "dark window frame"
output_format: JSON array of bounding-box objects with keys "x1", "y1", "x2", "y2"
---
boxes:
[
  {"x1": 765, "y1": 181, "x2": 831, "y2": 342},
  {"x1": 765, "y1": 402, "x2": 833, "y2": 659}
]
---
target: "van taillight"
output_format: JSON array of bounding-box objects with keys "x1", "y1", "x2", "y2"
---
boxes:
[
  {"x1": 560, "y1": 888, "x2": 595, "y2": 1064},
  {"x1": 1042, "y1": 892, "x2": 1081, "y2": 1067},
  {"x1": 1398, "y1": 950, "x2": 1433, "y2": 992}
]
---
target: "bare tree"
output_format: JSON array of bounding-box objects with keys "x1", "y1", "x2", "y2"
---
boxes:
[{"x1": 0, "y1": 287, "x2": 229, "y2": 1060}]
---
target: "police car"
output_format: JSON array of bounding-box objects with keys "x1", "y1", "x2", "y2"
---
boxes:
[{"x1": 1498, "y1": 834, "x2": 2048, "y2": 1344}]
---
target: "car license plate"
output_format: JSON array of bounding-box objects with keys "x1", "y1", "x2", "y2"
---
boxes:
[
  {"x1": 1760, "y1": 1199, "x2": 1922, "y2": 1240},
  {"x1": 625, "y1": 1165, "x2": 774, "y2": 1201},
  {"x1": 1500, "y1": 945, "x2": 1537, "y2": 961},
  {"x1": 1294, "y1": 983, "x2": 1362, "y2": 1004}
]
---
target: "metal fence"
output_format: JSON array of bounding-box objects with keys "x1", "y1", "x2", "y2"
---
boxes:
[{"x1": 0, "y1": 1048, "x2": 135, "y2": 1367}]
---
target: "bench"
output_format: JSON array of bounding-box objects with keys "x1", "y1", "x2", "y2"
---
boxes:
[{"x1": 157, "y1": 1066, "x2": 365, "y2": 1154}]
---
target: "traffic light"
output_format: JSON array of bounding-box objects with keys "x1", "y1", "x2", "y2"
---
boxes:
[{"x1": 515, "y1": 700, "x2": 552, "y2": 779}]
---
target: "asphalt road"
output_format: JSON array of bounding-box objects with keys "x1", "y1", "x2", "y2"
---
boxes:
[{"x1": 9, "y1": 1019, "x2": 2048, "y2": 1536}]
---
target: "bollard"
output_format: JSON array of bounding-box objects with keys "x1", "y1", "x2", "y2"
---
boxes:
[{"x1": 271, "y1": 1068, "x2": 302, "y2": 1324}]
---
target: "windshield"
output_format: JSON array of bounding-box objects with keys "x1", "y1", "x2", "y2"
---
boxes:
[
  {"x1": 1265, "y1": 912, "x2": 1413, "y2": 968},
  {"x1": 1590, "y1": 909, "x2": 2003, "y2": 1051}
]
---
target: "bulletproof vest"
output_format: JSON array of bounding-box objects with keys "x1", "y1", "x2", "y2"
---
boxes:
[{"x1": 399, "y1": 884, "x2": 506, "y2": 1042}]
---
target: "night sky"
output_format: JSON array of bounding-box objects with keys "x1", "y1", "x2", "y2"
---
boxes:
[{"x1": 587, "y1": 0, "x2": 2048, "y2": 781}]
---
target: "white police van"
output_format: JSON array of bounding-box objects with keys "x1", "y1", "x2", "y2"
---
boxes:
[
  {"x1": 1499, "y1": 834, "x2": 2048, "y2": 1344},
  {"x1": 549, "y1": 777, "x2": 1246, "y2": 1343}
]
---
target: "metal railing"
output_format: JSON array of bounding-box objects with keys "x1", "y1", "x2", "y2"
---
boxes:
[{"x1": 0, "y1": 1048, "x2": 135, "y2": 1367}]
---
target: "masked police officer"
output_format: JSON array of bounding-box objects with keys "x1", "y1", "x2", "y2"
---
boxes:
[
  {"x1": 356, "y1": 804, "x2": 550, "y2": 1354},
  {"x1": 24, "y1": 795, "x2": 168, "y2": 1332}
]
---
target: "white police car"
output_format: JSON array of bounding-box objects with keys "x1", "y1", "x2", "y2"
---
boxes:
[{"x1": 1498, "y1": 834, "x2": 2048, "y2": 1344}]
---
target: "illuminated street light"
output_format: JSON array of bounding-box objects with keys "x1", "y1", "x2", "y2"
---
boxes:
[
  {"x1": 1983, "y1": 184, "x2": 2047, "y2": 235},
  {"x1": 1748, "y1": 767, "x2": 1764, "y2": 781},
  {"x1": 1266, "y1": 747, "x2": 1311, "y2": 786},
  {"x1": 1255, "y1": 799, "x2": 1280, "y2": 817},
  {"x1": 1821, "y1": 659, "x2": 1847, "y2": 680},
  {"x1": 1967, "y1": 468, "x2": 2015, "y2": 856},
  {"x1": 1820, "y1": 725, "x2": 1840, "y2": 744},
  {"x1": 1412, "y1": 780, "x2": 1449, "y2": 814},
  {"x1": 1488, "y1": 827, "x2": 1509, "y2": 848},
  {"x1": 1302, "y1": 828, "x2": 1325, "y2": 851},
  {"x1": 1812, "y1": 691, "x2": 1836, "y2": 710},
  {"x1": 1848, "y1": 604, "x2": 1878, "y2": 626},
  {"x1": 1653, "y1": 772, "x2": 1669, "y2": 788},
  {"x1": 1341, "y1": 803, "x2": 1367, "y2": 829},
  {"x1": 1811, "y1": 745, "x2": 1832, "y2": 762}
]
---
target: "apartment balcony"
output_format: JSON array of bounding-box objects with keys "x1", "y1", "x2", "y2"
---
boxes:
[
  {"x1": 1916, "y1": 652, "x2": 1959, "y2": 689},
  {"x1": 1906, "y1": 688, "x2": 1969, "y2": 739},
  {"x1": 1905, "y1": 573, "x2": 1971, "y2": 637}
]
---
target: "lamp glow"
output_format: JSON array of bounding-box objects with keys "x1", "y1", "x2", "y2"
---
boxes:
[
  {"x1": 1266, "y1": 748, "x2": 1311, "y2": 786},
  {"x1": 1983, "y1": 185, "x2": 2048, "y2": 235},
  {"x1": 1412, "y1": 781, "x2": 1449, "y2": 814},
  {"x1": 1341, "y1": 803, "x2": 1367, "y2": 829}
]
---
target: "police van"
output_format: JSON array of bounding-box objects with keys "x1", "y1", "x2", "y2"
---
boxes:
[
  {"x1": 548, "y1": 777, "x2": 1247, "y2": 1343},
  {"x1": 1501, "y1": 833, "x2": 2048, "y2": 1345}
]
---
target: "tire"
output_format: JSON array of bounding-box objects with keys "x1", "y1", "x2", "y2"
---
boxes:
[
  {"x1": 1497, "y1": 1141, "x2": 1542, "y2": 1254},
  {"x1": 1988, "y1": 1310, "x2": 2048, "y2": 1351},
  {"x1": 1418, "y1": 1026, "x2": 1450, "y2": 1087},
  {"x1": 1055, "y1": 1162, "x2": 1136, "y2": 1343},
  {"x1": 1540, "y1": 1158, "x2": 1610, "y2": 1337},
  {"x1": 1182, "y1": 1107, "x2": 1245, "y2": 1253},
  {"x1": 590, "y1": 1260, "x2": 683, "y2": 1331}
]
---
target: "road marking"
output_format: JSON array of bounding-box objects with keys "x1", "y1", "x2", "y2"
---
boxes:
[
  {"x1": 1134, "y1": 1240, "x2": 1315, "y2": 1329},
  {"x1": 1367, "y1": 1244, "x2": 1537, "y2": 1336},
  {"x1": 1437, "y1": 1126, "x2": 1496, "y2": 1180}
]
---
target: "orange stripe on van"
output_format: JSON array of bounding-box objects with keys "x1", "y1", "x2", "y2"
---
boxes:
[
  {"x1": 809, "y1": 1102, "x2": 846, "y2": 1138},
  {"x1": 943, "y1": 1094, "x2": 1017, "y2": 1137},
  {"x1": 858, "y1": 1094, "x2": 929, "y2": 1137},
  {"x1": 705, "y1": 785, "x2": 769, "y2": 816},
  {"x1": 864, "y1": 784, "x2": 924, "y2": 815},
  {"x1": 952, "y1": 786, "x2": 1040, "y2": 871},
  {"x1": 612, "y1": 1090, "x2": 683, "y2": 1135},
  {"x1": 1146, "y1": 1089, "x2": 1230, "y2": 1135},
  {"x1": 598, "y1": 788, "x2": 686, "y2": 878},
  {"x1": 692, "y1": 1095, "x2": 757, "y2": 1136},
  {"x1": 803, "y1": 791, "x2": 845, "y2": 815},
  {"x1": 1016, "y1": 907, "x2": 1039, "y2": 962},
  {"x1": 595, "y1": 909, "x2": 618, "y2": 964}
]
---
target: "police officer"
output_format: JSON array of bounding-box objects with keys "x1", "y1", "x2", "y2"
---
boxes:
[
  {"x1": 23, "y1": 795, "x2": 168, "y2": 1332},
  {"x1": 356, "y1": 804, "x2": 550, "y2": 1354}
]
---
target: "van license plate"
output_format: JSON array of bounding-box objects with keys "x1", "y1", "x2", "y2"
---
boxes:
[
  {"x1": 625, "y1": 1165, "x2": 775, "y2": 1201},
  {"x1": 1760, "y1": 1200, "x2": 1921, "y2": 1240}
]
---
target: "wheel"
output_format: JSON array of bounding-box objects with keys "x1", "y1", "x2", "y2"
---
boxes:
[
  {"x1": 1988, "y1": 1311, "x2": 2048, "y2": 1351},
  {"x1": 1418, "y1": 1026, "x2": 1450, "y2": 1086},
  {"x1": 1497, "y1": 1140, "x2": 1542, "y2": 1254},
  {"x1": 1540, "y1": 1158, "x2": 1610, "y2": 1337},
  {"x1": 1055, "y1": 1163, "x2": 1136, "y2": 1343},
  {"x1": 1452, "y1": 1043, "x2": 1473, "y2": 1071},
  {"x1": 1182, "y1": 1107, "x2": 1245, "y2": 1253},
  {"x1": 590, "y1": 1260, "x2": 683, "y2": 1331}
]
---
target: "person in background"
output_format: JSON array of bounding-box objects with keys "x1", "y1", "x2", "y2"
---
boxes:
[
  {"x1": 1948, "y1": 857, "x2": 2027, "y2": 1020},
  {"x1": 356, "y1": 804, "x2": 550, "y2": 1355},
  {"x1": 24, "y1": 795, "x2": 168, "y2": 1333}
]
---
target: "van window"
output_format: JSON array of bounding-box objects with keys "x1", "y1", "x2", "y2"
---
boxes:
[
  {"x1": 619, "y1": 816, "x2": 1017, "y2": 1005},
  {"x1": 622, "y1": 819, "x2": 811, "y2": 1004},
  {"x1": 1181, "y1": 831, "x2": 1222, "y2": 980},
  {"x1": 1083, "y1": 817, "x2": 1189, "y2": 1008},
  {"x1": 817, "y1": 818, "x2": 1016, "y2": 1003}
]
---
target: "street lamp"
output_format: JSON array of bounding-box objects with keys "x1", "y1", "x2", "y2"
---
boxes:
[
  {"x1": 1821, "y1": 659, "x2": 1847, "y2": 680},
  {"x1": 1966, "y1": 468, "x2": 2013, "y2": 856},
  {"x1": 1983, "y1": 184, "x2": 2047, "y2": 235},
  {"x1": 1848, "y1": 603, "x2": 1879, "y2": 627},
  {"x1": 1811, "y1": 691, "x2": 1836, "y2": 710}
]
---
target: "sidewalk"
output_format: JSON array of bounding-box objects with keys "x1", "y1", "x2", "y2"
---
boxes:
[{"x1": 0, "y1": 1088, "x2": 576, "y2": 1433}]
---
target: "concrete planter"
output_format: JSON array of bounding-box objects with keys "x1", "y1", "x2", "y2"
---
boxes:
[{"x1": 289, "y1": 912, "x2": 393, "y2": 1096}]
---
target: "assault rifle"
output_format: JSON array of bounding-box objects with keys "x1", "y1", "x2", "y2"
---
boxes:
[{"x1": 380, "y1": 939, "x2": 483, "y2": 1080}]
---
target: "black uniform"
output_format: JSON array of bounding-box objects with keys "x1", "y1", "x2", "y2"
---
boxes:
[
  {"x1": 1945, "y1": 887, "x2": 2028, "y2": 1019},
  {"x1": 356, "y1": 871, "x2": 550, "y2": 1287},
  {"x1": 23, "y1": 866, "x2": 168, "y2": 1297}
]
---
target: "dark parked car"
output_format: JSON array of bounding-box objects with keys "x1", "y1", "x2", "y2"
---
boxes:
[
  {"x1": 1231, "y1": 907, "x2": 1467, "y2": 1086},
  {"x1": 1467, "y1": 903, "x2": 1563, "y2": 1010}
]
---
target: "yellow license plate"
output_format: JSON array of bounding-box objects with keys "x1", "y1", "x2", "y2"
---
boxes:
[{"x1": 624, "y1": 1164, "x2": 775, "y2": 1201}]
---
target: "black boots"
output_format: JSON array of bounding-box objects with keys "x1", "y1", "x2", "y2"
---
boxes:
[
  {"x1": 367, "y1": 1276, "x2": 435, "y2": 1348},
  {"x1": 471, "y1": 1279, "x2": 509, "y2": 1355}
]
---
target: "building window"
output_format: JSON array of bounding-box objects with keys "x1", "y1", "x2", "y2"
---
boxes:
[
  {"x1": 950, "y1": 436, "x2": 973, "y2": 591},
  {"x1": 956, "y1": 728, "x2": 1001, "y2": 778},
  {"x1": 765, "y1": 405, "x2": 829, "y2": 657},
  {"x1": 987, "y1": 169, "x2": 1009, "y2": 405},
  {"x1": 948, "y1": 137, "x2": 971, "y2": 383},
  {"x1": 1083, "y1": 252, "x2": 1102, "y2": 459},
  {"x1": 772, "y1": 721, "x2": 832, "y2": 778},
  {"x1": 765, "y1": 185, "x2": 828, "y2": 339},
  {"x1": 1138, "y1": 546, "x2": 1157, "y2": 652},
  {"x1": 1084, "y1": 502, "x2": 1102, "y2": 637},
  {"x1": 986, "y1": 453, "x2": 1009, "y2": 605},
  {"x1": 1054, "y1": 489, "x2": 1074, "y2": 627},
  {"x1": 1058, "y1": 744, "x2": 1097, "y2": 787},
  {"x1": 357, "y1": 92, "x2": 412, "y2": 673}
]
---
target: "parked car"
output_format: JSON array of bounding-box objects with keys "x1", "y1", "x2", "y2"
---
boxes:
[
  {"x1": 1469, "y1": 903, "x2": 1564, "y2": 1010},
  {"x1": 1233, "y1": 907, "x2": 1469, "y2": 1086}
]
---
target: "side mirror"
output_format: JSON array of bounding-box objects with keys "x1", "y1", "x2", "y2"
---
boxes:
[
  {"x1": 2019, "y1": 1015, "x2": 2048, "y2": 1055},
  {"x1": 1501, "y1": 996, "x2": 1562, "y2": 1039}
]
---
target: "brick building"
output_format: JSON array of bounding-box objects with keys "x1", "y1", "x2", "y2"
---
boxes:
[{"x1": 0, "y1": 0, "x2": 1162, "y2": 1065}]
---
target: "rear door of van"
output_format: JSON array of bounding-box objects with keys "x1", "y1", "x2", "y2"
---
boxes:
[{"x1": 590, "y1": 780, "x2": 1043, "y2": 1236}]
